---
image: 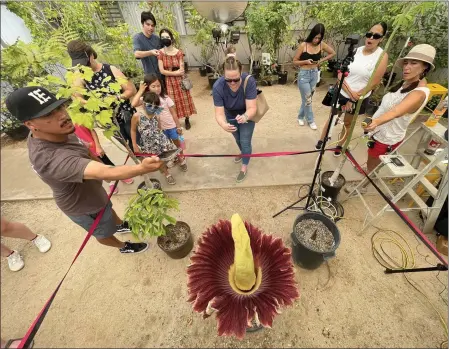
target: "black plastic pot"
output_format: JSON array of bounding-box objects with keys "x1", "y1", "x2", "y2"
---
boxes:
[
  {"x1": 184, "y1": 61, "x2": 189, "y2": 73},
  {"x1": 205, "y1": 64, "x2": 213, "y2": 74},
  {"x1": 157, "y1": 221, "x2": 193, "y2": 259},
  {"x1": 278, "y1": 71, "x2": 288, "y2": 85},
  {"x1": 291, "y1": 212, "x2": 341, "y2": 270},
  {"x1": 199, "y1": 66, "x2": 207, "y2": 77},
  {"x1": 321, "y1": 171, "x2": 346, "y2": 202},
  {"x1": 253, "y1": 67, "x2": 262, "y2": 79},
  {"x1": 137, "y1": 179, "x2": 162, "y2": 192},
  {"x1": 208, "y1": 76, "x2": 219, "y2": 89},
  {"x1": 4, "y1": 125, "x2": 29, "y2": 141}
]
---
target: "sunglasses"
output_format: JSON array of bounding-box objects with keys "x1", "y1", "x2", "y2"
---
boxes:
[
  {"x1": 365, "y1": 32, "x2": 383, "y2": 40},
  {"x1": 225, "y1": 78, "x2": 241, "y2": 83}
]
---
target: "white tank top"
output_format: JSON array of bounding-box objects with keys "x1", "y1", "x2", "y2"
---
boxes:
[
  {"x1": 372, "y1": 86, "x2": 430, "y2": 145},
  {"x1": 341, "y1": 46, "x2": 384, "y2": 99}
]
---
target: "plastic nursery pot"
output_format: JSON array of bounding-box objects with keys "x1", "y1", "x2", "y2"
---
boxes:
[
  {"x1": 4, "y1": 125, "x2": 29, "y2": 141},
  {"x1": 320, "y1": 171, "x2": 346, "y2": 202},
  {"x1": 184, "y1": 61, "x2": 189, "y2": 73},
  {"x1": 253, "y1": 67, "x2": 262, "y2": 79},
  {"x1": 291, "y1": 212, "x2": 341, "y2": 270},
  {"x1": 199, "y1": 66, "x2": 208, "y2": 77},
  {"x1": 278, "y1": 71, "x2": 288, "y2": 85},
  {"x1": 157, "y1": 221, "x2": 194, "y2": 259},
  {"x1": 137, "y1": 179, "x2": 162, "y2": 192},
  {"x1": 205, "y1": 64, "x2": 213, "y2": 74},
  {"x1": 208, "y1": 76, "x2": 219, "y2": 89}
]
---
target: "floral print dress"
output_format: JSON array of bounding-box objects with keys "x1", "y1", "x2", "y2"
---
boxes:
[{"x1": 137, "y1": 112, "x2": 176, "y2": 155}]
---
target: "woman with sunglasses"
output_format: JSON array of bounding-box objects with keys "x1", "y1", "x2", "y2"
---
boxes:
[
  {"x1": 293, "y1": 23, "x2": 336, "y2": 130},
  {"x1": 213, "y1": 56, "x2": 258, "y2": 183},
  {"x1": 347, "y1": 44, "x2": 434, "y2": 194},
  {"x1": 315, "y1": 22, "x2": 389, "y2": 156}
]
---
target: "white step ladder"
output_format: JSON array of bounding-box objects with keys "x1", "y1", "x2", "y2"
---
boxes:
[{"x1": 343, "y1": 122, "x2": 448, "y2": 233}]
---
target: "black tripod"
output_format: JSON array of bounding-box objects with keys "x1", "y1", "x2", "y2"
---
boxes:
[{"x1": 273, "y1": 38, "x2": 359, "y2": 218}]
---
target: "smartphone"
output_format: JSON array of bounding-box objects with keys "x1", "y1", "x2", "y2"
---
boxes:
[
  {"x1": 172, "y1": 67, "x2": 180, "y2": 71},
  {"x1": 391, "y1": 157, "x2": 404, "y2": 167}
]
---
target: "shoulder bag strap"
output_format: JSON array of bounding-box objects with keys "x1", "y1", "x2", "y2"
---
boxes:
[{"x1": 243, "y1": 74, "x2": 251, "y2": 97}]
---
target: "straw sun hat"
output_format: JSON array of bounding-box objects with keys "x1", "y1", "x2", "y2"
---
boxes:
[{"x1": 396, "y1": 43, "x2": 436, "y2": 71}]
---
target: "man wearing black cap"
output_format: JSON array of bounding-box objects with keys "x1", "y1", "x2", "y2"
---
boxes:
[{"x1": 6, "y1": 86, "x2": 162, "y2": 254}]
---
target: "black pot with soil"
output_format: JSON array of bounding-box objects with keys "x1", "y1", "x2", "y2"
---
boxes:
[
  {"x1": 208, "y1": 75, "x2": 219, "y2": 89},
  {"x1": 4, "y1": 125, "x2": 29, "y2": 141},
  {"x1": 321, "y1": 171, "x2": 346, "y2": 202},
  {"x1": 252, "y1": 66, "x2": 262, "y2": 79},
  {"x1": 278, "y1": 71, "x2": 288, "y2": 85},
  {"x1": 184, "y1": 61, "x2": 189, "y2": 73},
  {"x1": 137, "y1": 179, "x2": 162, "y2": 192},
  {"x1": 157, "y1": 221, "x2": 194, "y2": 259},
  {"x1": 199, "y1": 65, "x2": 208, "y2": 77},
  {"x1": 291, "y1": 212, "x2": 341, "y2": 269},
  {"x1": 205, "y1": 64, "x2": 213, "y2": 74}
]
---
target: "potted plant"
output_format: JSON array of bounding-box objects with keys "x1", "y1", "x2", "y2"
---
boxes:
[
  {"x1": 125, "y1": 189, "x2": 193, "y2": 259},
  {"x1": 1, "y1": 98, "x2": 29, "y2": 140}
]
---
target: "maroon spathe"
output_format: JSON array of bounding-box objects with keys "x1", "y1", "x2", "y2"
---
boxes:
[{"x1": 187, "y1": 220, "x2": 300, "y2": 339}]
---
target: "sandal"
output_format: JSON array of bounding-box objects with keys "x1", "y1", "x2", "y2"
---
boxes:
[
  {"x1": 5, "y1": 338, "x2": 34, "y2": 348},
  {"x1": 179, "y1": 158, "x2": 188, "y2": 172},
  {"x1": 165, "y1": 174, "x2": 176, "y2": 185}
]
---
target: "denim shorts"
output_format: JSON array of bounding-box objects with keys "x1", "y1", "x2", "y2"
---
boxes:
[
  {"x1": 67, "y1": 201, "x2": 116, "y2": 239},
  {"x1": 163, "y1": 127, "x2": 179, "y2": 140}
]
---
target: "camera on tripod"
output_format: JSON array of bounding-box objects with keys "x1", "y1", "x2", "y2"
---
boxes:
[{"x1": 345, "y1": 34, "x2": 360, "y2": 46}]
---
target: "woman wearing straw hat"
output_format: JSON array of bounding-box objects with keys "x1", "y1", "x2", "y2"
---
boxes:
[{"x1": 345, "y1": 44, "x2": 435, "y2": 193}]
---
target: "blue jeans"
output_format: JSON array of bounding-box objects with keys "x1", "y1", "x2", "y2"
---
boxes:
[
  {"x1": 297, "y1": 68, "x2": 318, "y2": 123},
  {"x1": 228, "y1": 119, "x2": 255, "y2": 166}
]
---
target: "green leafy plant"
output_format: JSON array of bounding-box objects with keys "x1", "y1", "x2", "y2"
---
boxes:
[
  {"x1": 124, "y1": 189, "x2": 179, "y2": 239},
  {"x1": 1, "y1": 99, "x2": 23, "y2": 133},
  {"x1": 184, "y1": 3, "x2": 217, "y2": 68}
]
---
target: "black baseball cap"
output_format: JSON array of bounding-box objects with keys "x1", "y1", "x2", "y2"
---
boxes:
[
  {"x1": 68, "y1": 50, "x2": 90, "y2": 67},
  {"x1": 5, "y1": 86, "x2": 68, "y2": 122}
]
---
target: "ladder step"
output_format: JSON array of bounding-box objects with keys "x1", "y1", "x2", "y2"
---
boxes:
[
  {"x1": 418, "y1": 177, "x2": 438, "y2": 198},
  {"x1": 407, "y1": 189, "x2": 429, "y2": 216}
]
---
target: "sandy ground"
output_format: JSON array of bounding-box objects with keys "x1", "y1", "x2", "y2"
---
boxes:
[
  {"x1": 1, "y1": 70, "x2": 448, "y2": 348},
  {"x1": 1, "y1": 187, "x2": 448, "y2": 348}
]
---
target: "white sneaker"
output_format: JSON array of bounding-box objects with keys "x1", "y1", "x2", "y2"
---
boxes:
[
  {"x1": 7, "y1": 250, "x2": 24, "y2": 272},
  {"x1": 309, "y1": 122, "x2": 318, "y2": 130},
  {"x1": 298, "y1": 119, "x2": 305, "y2": 126},
  {"x1": 33, "y1": 234, "x2": 52, "y2": 253}
]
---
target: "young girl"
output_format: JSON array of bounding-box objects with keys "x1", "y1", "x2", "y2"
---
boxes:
[
  {"x1": 131, "y1": 92, "x2": 179, "y2": 185},
  {"x1": 131, "y1": 73, "x2": 187, "y2": 170}
]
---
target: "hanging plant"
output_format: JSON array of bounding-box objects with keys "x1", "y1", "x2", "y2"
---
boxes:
[{"x1": 187, "y1": 214, "x2": 299, "y2": 339}]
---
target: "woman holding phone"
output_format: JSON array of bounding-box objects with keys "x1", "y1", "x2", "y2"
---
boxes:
[{"x1": 293, "y1": 23, "x2": 336, "y2": 130}]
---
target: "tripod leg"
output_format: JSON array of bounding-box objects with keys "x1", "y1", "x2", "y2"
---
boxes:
[{"x1": 272, "y1": 196, "x2": 306, "y2": 218}]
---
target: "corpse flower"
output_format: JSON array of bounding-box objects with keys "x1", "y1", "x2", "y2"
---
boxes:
[{"x1": 187, "y1": 214, "x2": 299, "y2": 339}]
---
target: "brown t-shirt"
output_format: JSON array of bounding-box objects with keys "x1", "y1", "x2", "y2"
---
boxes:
[{"x1": 28, "y1": 133, "x2": 108, "y2": 216}]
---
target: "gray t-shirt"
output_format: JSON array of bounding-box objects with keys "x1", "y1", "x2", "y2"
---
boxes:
[
  {"x1": 28, "y1": 133, "x2": 108, "y2": 216},
  {"x1": 132, "y1": 32, "x2": 161, "y2": 76}
]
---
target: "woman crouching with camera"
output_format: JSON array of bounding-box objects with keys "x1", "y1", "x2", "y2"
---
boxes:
[{"x1": 345, "y1": 44, "x2": 434, "y2": 193}]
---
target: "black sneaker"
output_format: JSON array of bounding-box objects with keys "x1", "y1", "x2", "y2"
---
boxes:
[
  {"x1": 315, "y1": 140, "x2": 324, "y2": 150},
  {"x1": 334, "y1": 145, "x2": 343, "y2": 157},
  {"x1": 116, "y1": 221, "x2": 131, "y2": 234},
  {"x1": 185, "y1": 117, "x2": 191, "y2": 130},
  {"x1": 120, "y1": 241, "x2": 149, "y2": 254}
]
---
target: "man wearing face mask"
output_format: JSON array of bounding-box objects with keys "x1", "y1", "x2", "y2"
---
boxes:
[
  {"x1": 133, "y1": 11, "x2": 162, "y2": 78},
  {"x1": 6, "y1": 86, "x2": 162, "y2": 254},
  {"x1": 67, "y1": 40, "x2": 138, "y2": 151}
]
